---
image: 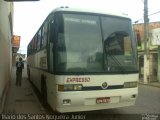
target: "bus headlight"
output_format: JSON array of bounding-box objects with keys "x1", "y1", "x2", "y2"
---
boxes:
[
  {"x1": 58, "y1": 84, "x2": 83, "y2": 91},
  {"x1": 124, "y1": 82, "x2": 138, "y2": 88}
]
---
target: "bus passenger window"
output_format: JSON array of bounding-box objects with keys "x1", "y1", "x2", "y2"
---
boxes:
[
  {"x1": 41, "y1": 22, "x2": 48, "y2": 48},
  {"x1": 37, "y1": 29, "x2": 42, "y2": 50}
]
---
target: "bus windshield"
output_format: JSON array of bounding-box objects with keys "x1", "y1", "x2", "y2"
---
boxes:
[{"x1": 55, "y1": 13, "x2": 137, "y2": 74}]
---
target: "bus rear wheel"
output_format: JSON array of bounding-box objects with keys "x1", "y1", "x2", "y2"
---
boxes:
[{"x1": 41, "y1": 76, "x2": 47, "y2": 105}]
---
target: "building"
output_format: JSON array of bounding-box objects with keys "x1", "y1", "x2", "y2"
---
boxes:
[
  {"x1": 0, "y1": 0, "x2": 13, "y2": 112},
  {"x1": 133, "y1": 22, "x2": 160, "y2": 82}
]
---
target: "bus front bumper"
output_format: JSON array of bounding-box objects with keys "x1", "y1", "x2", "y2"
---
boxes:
[{"x1": 55, "y1": 87, "x2": 138, "y2": 113}]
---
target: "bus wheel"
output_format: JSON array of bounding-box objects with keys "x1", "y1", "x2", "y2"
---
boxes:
[{"x1": 41, "y1": 76, "x2": 47, "y2": 105}]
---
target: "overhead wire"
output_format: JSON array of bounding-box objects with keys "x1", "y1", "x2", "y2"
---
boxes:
[
  {"x1": 134, "y1": 10, "x2": 160, "y2": 23},
  {"x1": 148, "y1": 10, "x2": 160, "y2": 16},
  {"x1": 134, "y1": 0, "x2": 160, "y2": 23}
]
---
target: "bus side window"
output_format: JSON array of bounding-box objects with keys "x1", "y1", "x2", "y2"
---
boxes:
[
  {"x1": 37, "y1": 29, "x2": 42, "y2": 50},
  {"x1": 34, "y1": 35, "x2": 37, "y2": 51},
  {"x1": 27, "y1": 44, "x2": 31, "y2": 55},
  {"x1": 31, "y1": 40, "x2": 34, "y2": 53},
  {"x1": 41, "y1": 22, "x2": 48, "y2": 48},
  {"x1": 32, "y1": 37, "x2": 36, "y2": 52},
  {"x1": 48, "y1": 18, "x2": 55, "y2": 73}
]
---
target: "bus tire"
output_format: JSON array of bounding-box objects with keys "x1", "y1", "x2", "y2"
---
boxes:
[{"x1": 41, "y1": 75, "x2": 47, "y2": 105}]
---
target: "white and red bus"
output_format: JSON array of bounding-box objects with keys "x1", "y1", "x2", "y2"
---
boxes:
[{"x1": 27, "y1": 7, "x2": 138, "y2": 113}]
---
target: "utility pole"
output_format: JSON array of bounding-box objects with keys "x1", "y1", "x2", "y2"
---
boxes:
[{"x1": 143, "y1": 0, "x2": 150, "y2": 83}]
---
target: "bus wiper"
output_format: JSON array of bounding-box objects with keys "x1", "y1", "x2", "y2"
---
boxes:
[
  {"x1": 106, "y1": 53, "x2": 126, "y2": 74},
  {"x1": 104, "y1": 31, "x2": 128, "y2": 74}
]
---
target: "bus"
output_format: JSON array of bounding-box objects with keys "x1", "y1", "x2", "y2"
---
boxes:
[{"x1": 27, "y1": 7, "x2": 138, "y2": 113}]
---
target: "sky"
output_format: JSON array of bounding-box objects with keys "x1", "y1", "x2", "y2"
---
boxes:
[{"x1": 13, "y1": 0, "x2": 160, "y2": 54}]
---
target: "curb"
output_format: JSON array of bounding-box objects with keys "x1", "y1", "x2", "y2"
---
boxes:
[{"x1": 138, "y1": 82, "x2": 160, "y2": 88}]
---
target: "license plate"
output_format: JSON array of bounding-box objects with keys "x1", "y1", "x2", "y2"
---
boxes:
[{"x1": 96, "y1": 97, "x2": 110, "y2": 104}]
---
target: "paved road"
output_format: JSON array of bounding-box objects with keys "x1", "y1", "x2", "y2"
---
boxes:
[
  {"x1": 78, "y1": 84, "x2": 160, "y2": 120},
  {"x1": 115, "y1": 84, "x2": 160, "y2": 114},
  {"x1": 41, "y1": 84, "x2": 160, "y2": 120}
]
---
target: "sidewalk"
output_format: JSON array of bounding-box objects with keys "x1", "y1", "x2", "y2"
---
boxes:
[
  {"x1": 139, "y1": 80, "x2": 160, "y2": 88},
  {"x1": 3, "y1": 64, "x2": 46, "y2": 114}
]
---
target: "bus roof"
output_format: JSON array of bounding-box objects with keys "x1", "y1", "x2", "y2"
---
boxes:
[{"x1": 50, "y1": 7, "x2": 130, "y2": 19}]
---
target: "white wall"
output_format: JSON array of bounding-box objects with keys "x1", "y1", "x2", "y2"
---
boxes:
[{"x1": 0, "y1": 0, "x2": 13, "y2": 112}]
